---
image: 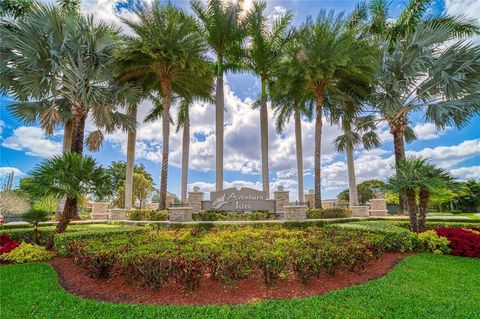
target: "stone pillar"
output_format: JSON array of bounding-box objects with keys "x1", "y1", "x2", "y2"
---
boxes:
[
  {"x1": 283, "y1": 205, "x2": 307, "y2": 220},
  {"x1": 274, "y1": 186, "x2": 289, "y2": 212},
  {"x1": 166, "y1": 194, "x2": 176, "y2": 208},
  {"x1": 304, "y1": 192, "x2": 314, "y2": 208},
  {"x1": 169, "y1": 207, "x2": 193, "y2": 222},
  {"x1": 370, "y1": 198, "x2": 388, "y2": 216},
  {"x1": 322, "y1": 200, "x2": 335, "y2": 209},
  {"x1": 188, "y1": 187, "x2": 204, "y2": 212},
  {"x1": 109, "y1": 208, "x2": 127, "y2": 220},
  {"x1": 351, "y1": 206, "x2": 370, "y2": 217},
  {"x1": 91, "y1": 202, "x2": 109, "y2": 220}
]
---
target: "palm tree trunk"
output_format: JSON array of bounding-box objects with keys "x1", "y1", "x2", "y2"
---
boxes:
[
  {"x1": 294, "y1": 109, "x2": 304, "y2": 203},
  {"x1": 406, "y1": 189, "x2": 418, "y2": 232},
  {"x1": 418, "y1": 187, "x2": 429, "y2": 232},
  {"x1": 390, "y1": 122, "x2": 407, "y2": 214},
  {"x1": 314, "y1": 88, "x2": 324, "y2": 209},
  {"x1": 125, "y1": 106, "x2": 137, "y2": 210},
  {"x1": 215, "y1": 59, "x2": 224, "y2": 191},
  {"x1": 343, "y1": 121, "x2": 359, "y2": 207},
  {"x1": 158, "y1": 80, "x2": 172, "y2": 210},
  {"x1": 56, "y1": 120, "x2": 73, "y2": 219},
  {"x1": 47, "y1": 196, "x2": 77, "y2": 248},
  {"x1": 260, "y1": 78, "x2": 270, "y2": 198},
  {"x1": 68, "y1": 107, "x2": 87, "y2": 220},
  {"x1": 181, "y1": 108, "x2": 190, "y2": 204},
  {"x1": 346, "y1": 144, "x2": 359, "y2": 207}
]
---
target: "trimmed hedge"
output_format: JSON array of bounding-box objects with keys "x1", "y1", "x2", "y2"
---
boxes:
[
  {"x1": 127, "y1": 209, "x2": 169, "y2": 221},
  {"x1": 306, "y1": 208, "x2": 352, "y2": 219},
  {"x1": 67, "y1": 226, "x2": 387, "y2": 290}
]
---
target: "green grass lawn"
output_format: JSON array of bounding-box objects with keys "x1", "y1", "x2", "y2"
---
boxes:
[
  {"x1": 427, "y1": 212, "x2": 480, "y2": 220},
  {"x1": 1, "y1": 254, "x2": 479, "y2": 319}
]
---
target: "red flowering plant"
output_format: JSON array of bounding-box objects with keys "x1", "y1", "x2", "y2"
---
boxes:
[
  {"x1": 434, "y1": 228, "x2": 480, "y2": 258},
  {"x1": 0, "y1": 233, "x2": 20, "y2": 255}
]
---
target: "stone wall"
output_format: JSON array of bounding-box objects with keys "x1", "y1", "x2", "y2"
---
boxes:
[
  {"x1": 351, "y1": 206, "x2": 370, "y2": 217},
  {"x1": 169, "y1": 207, "x2": 193, "y2": 222},
  {"x1": 283, "y1": 205, "x2": 307, "y2": 220},
  {"x1": 109, "y1": 208, "x2": 126, "y2": 220}
]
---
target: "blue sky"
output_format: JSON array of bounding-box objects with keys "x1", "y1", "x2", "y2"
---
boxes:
[{"x1": 1, "y1": 0, "x2": 479, "y2": 200}]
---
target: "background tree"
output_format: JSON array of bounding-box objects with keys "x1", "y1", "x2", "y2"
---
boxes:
[
  {"x1": 118, "y1": 3, "x2": 212, "y2": 209},
  {"x1": 114, "y1": 173, "x2": 153, "y2": 209},
  {"x1": 244, "y1": 1, "x2": 293, "y2": 197},
  {"x1": 105, "y1": 161, "x2": 153, "y2": 205},
  {"x1": 337, "y1": 179, "x2": 386, "y2": 205},
  {"x1": 191, "y1": 0, "x2": 246, "y2": 191},
  {"x1": 24, "y1": 153, "x2": 112, "y2": 246}
]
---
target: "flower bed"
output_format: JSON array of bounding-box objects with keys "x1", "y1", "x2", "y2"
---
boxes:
[
  {"x1": 67, "y1": 227, "x2": 388, "y2": 290},
  {"x1": 434, "y1": 227, "x2": 480, "y2": 258}
]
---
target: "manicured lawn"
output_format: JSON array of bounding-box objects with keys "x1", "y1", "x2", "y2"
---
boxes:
[
  {"x1": 427, "y1": 212, "x2": 480, "y2": 220},
  {"x1": 1, "y1": 254, "x2": 479, "y2": 318}
]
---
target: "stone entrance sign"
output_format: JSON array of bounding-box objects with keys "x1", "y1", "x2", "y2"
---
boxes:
[{"x1": 202, "y1": 187, "x2": 275, "y2": 212}]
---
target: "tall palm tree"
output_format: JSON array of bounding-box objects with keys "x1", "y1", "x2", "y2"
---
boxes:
[
  {"x1": 284, "y1": 10, "x2": 375, "y2": 208},
  {"x1": 118, "y1": 3, "x2": 212, "y2": 210},
  {"x1": 243, "y1": 1, "x2": 293, "y2": 197},
  {"x1": 366, "y1": 0, "x2": 480, "y2": 212},
  {"x1": 1, "y1": 3, "x2": 132, "y2": 219},
  {"x1": 333, "y1": 112, "x2": 380, "y2": 207},
  {"x1": 191, "y1": 0, "x2": 246, "y2": 191}
]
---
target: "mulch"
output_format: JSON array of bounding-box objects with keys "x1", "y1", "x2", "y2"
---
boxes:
[{"x1": 49, "y1": 251, "x2": 412, "y2": 306}]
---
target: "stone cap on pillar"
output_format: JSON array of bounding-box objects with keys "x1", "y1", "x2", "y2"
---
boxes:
[{"x1": 274, "y1": 185, "x2": 289, "y2": 193}]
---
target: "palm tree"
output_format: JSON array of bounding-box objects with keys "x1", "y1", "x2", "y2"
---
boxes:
[
  {"x1": 24, "y1": 153, "x2": 112, "y2": 246},
  {"x1": 1, "y1": 3, "x2": 132, "y2": 218},
  {"x1": 333, "y1": 112, "x2": 380, "y2": 207},
  {"x1": 191, "y1": 0, "x2": 246, "y2": 191},
  {"x1": 284, "y1": 10, "x2": 375, "y2": 208},
  {"x1": 244, "y1": 1, "x2": 293, "y2": 197},
  {"x1": 366, "y1": 0, "x2": 480, "y2": 212},
  {"x1": 118, "y1": 3, "x2": 212, "y2": 210},
  {"x1": 387, "y1": 157, "x2": 454, "y2": 232}
]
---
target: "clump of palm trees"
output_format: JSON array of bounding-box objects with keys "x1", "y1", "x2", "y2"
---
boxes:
[{"x1": 1, "y1": 0, "x2": 480, "y2": 235}]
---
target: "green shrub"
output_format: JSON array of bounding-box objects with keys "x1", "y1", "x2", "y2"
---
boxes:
[
  {"x1": 127, "y1": 209, "x2": 169, "y2": 221},
  {"x1": 307, "y1": 208, "x2": 352, "y2": 219},
  {"x1": 417, "y1": 230, "x2": 451, "y2": 255},
  {"x1": 21, "y1": 209, "x2": 51, "y2": 244},
  {"x1": 192, "y1": 211, "x2": 277, "y2": 221},
  {"x1": 54, "y1": 226, "x2": 146, "y2": 256},
  {"x1": 1, "y1": 242, "x2": 55, "y2": 263},
  {"x1": 68, "y1": 241, "x2": 114, "y2": 279}
]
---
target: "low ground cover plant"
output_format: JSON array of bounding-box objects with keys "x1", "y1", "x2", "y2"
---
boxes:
[
  {"x1": 67, "y1": 226, "x2": 387, "y2": 290},
  {"x1": 306, "y1": 208, "x2": 352, "y2": 219},
  {"x1": 434, "y1": 227, "x2": 480, "y2": 258},
  {"x1": 1, "y1": 242, "x2": 55, "y2": 263}
]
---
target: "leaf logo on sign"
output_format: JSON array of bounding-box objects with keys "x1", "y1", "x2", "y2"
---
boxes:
[{"x1": 210, "y1": 193, "x2": 229, "y2": 210}]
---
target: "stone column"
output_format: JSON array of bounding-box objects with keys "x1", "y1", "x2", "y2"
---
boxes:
[
  {"x1": 370, "y1": 198, "x2": 388, "y2": 216},
  {"x1": 91, "y1": 202, "x2": 109, "y2": 220},
  {"x1": 169, "y1": 207, "x2": 193, "y2": 222},
  {"x1": 304, "y1": 192, "x2": 314, "y2": 208},
  {"x1": 188, "y1": 187, "x2": 204, "y2": 212},
  {"x1": 109, "y1": 208, "x2": 127, "y2": 220},
  {"x1": 274, "y1": 186, "x2": 289, "y2": 212},
  {"x1": 283, "y1": 205, "x2": 307, "y2": 220},
  {"x1": 351, "y1": 206, "x2": 370, "y2": 217}
]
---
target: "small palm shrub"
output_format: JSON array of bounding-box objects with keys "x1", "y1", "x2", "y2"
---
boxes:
[{"x1": 21, "y1": 209, "x2": 50, "y2": 244}]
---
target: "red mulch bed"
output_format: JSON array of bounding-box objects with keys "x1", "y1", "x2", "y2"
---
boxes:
[{"x1": 49, "y1": 252, "x2": 411, "y2": 306}]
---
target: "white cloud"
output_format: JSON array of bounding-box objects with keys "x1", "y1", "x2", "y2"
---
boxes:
[
  {"x1": 407, "y1": 139, "x2": 480, "y2": 169},
  {"x1": 445, "y1": 0, "x2": 480, "y2": 43},
  {"x1": 1, "y1": 126, "x2": 62, "y2": 157},
  {"x1": 450, "y1": 165, "x2": 480, "y2": 180},
  {"x1": 412, "y1": 123, "x2": 451, "y2": 140},
  {"x1": 0, "y1": 167, "x2": 23, "y2": 177}
]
